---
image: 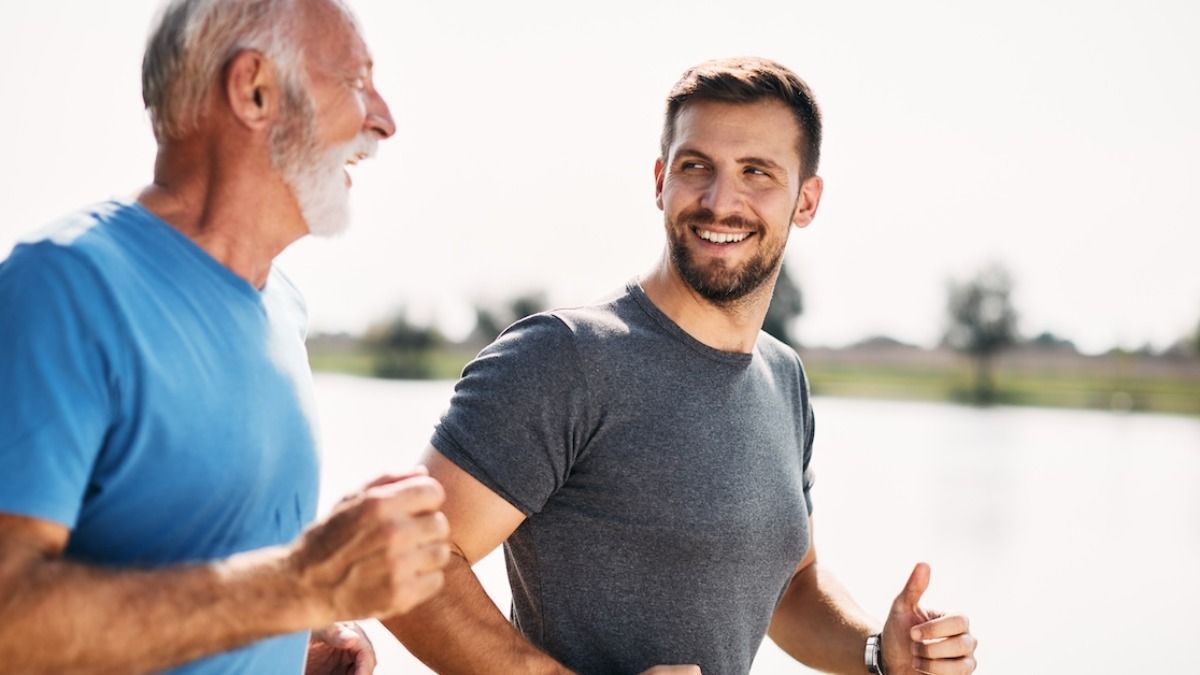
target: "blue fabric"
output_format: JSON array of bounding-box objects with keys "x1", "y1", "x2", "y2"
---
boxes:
[{"x1": 0, "y1": 201, "x2": 320, "y2": 674}]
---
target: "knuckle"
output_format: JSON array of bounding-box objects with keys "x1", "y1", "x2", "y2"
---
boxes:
[
  {"x1": 358, "y1": 496, "x2": 387, "y2": 521},
  {"x1": 430, "y1": 511, "x2": 450, "y2": 537},
  {"x1": 429, "y1": 542, "x2": 452, "y2": 567},
  {"x1": 386, "y1": 536, "x2": 418, "y2": 567},
  {"x1": 418, "y1": 512, "x2": 449, "y2": 541},
  {"x1": 397, "y1": 484, "x2": 437, "y2": 510}
]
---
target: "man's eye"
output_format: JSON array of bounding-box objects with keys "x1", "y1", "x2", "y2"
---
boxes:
[
  {"x1": 349, "y1": 77, "x2": 366, "y2": 90},
  {"x1": 681, "y1": 162, "x2": 707, "y2": 172},
  {"x1": 746, "y1": 167, "x2": 769, "y2": 177}
]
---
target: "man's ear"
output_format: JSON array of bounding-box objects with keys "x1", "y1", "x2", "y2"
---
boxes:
[
  {"x1": 792, "y1": 175, "x2": 824, "y2": 229},
  {"x1": 224, "y1": 49, "x2": 277, "y2": 131},
  {"x1": 654, "y1": 158, "x2": 666, "y2": 211}
]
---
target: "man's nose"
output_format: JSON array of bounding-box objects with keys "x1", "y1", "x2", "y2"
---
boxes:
[
  {"x1": 699, "y1": 172, "x2": 743, "y2": 217},
  {"x1": 365, "y1": 88, "x2": 396, "y2": 139}
]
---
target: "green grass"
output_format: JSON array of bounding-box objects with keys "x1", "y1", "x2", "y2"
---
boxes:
[
  {"x1": 805, "y1": 362, "x2": 1200, "y2": 416},
  {"x1": 307, "y1": 350, "x2": 375, "y2": 376},
  {"x1": 309, "y1": 348, "x2": 473, "y2": 380},
  {"x1": 311, "y1": 348, "x2": 1200, "y2": 417}
]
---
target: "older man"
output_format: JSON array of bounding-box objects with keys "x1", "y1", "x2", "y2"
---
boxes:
[
  {"x1": 384, "y1": 58, "x2": 978, "y2": 675},
  {"x1": 0, "y1": 1, "x2": 449, "y2": 673}
]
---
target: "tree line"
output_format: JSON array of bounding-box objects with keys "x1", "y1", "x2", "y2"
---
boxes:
[{"x1": 341, "y1": 263, "x2": 1200, "y2": 403}]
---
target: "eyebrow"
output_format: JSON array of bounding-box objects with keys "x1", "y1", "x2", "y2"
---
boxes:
[{"x1": 674, "y1": 147, "x2": 788, "y2": 174}]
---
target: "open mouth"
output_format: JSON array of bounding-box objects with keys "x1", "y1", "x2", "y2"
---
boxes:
[
  {"x1": 692, "y1": 227, "x2": 753, "y2": 245},
  {"x1": 342, "y1": 152, "x2": 369, "y2": 187}
]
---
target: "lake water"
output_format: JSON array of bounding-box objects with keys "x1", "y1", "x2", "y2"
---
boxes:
[{"x1": 312, "y1": 374, "x2": 1200, "y2": 674}]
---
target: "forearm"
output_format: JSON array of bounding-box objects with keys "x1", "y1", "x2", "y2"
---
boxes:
[
  {"x1": 382, "y1": 552, "x2": 570, "y2": 675},
  {"x1": 0, "y1": 544, "x2": 317, "y2": 674},
  {"x1": 768, "y1": 561, "x2": 879, "y2": 674}
]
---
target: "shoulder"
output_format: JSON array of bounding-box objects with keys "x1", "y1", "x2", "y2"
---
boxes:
[
  {"x1": 484, "y1": 312, "x2": 580, "y2": 366},
  {"x1": 3, "y1": 202, "x2": 135, "y2": 283},
  {"x1": 756, "y1": 330, "x2": 807, "y2": 375},
  {"x1": 0, "y1": 203, "x2": 151, "y2": 344},
  {"x1": 533, "y1": 287, "x2": 645, "y2": 349}
]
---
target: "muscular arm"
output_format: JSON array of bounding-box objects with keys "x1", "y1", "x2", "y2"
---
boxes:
[
  {"x1": 0, "y1": 514, "x2": 312, "y2": 674},
  {"x1": 767, "y1": 519, "x2": 880, "y2": 674},
  {"x1": 381, "y1": 448, "x2": 571, "y2": 675},
  {"x1": 0, "y1": 472, "x2": 450, "y2": 675}
]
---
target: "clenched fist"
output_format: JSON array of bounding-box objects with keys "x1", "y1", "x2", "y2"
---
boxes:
[{"x1": 289, "y1": 467, "x2": 452, "y2": 625}]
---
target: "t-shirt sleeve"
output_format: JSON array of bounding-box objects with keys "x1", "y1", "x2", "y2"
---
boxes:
[
  {"x1": 431, "y1": 313, "x2": 594, "y2": 516},
  {"x1": 0, "y1": 244, "x2": 113, "y2": 527},
  {"x1": 799, "y1": 358, "x2": 816, "y2": 516}
]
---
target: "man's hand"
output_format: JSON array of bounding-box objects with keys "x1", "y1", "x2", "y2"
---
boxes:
[
  {"x1": 289, "y1": 467, "x2": 452, "y2": 625},
  {"x1": 882, "y1": 563, "x2": 977, "y2": 675},
  {"x1": 306, "y1": 622, "x2": 376, "y2": 675},
  {"x1": 640, "y1": 666, "x2": 701, "y2": 674}
]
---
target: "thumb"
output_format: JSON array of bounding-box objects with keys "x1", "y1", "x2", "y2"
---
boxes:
[{"x1": 894, "y1": 561, "x2": 931, "y2": 611}]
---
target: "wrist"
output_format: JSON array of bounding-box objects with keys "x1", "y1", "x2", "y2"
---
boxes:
[{"x1": 216, "y1": 544, "x2": 328, "y2": 633}]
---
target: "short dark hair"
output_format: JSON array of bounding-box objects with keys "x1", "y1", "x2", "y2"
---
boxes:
[{"x1": 660, "y1": 57, "x2": 823, "y2": 178}]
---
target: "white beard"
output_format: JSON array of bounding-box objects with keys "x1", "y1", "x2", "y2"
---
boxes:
[{"x1": 283, "y1": 132, "x2": 379, "y2": 238}]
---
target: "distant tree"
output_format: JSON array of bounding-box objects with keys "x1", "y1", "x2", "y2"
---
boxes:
[
  {"x1": 468, "y1": 291, "x2": 549, "y2": 346},
  {"x1": 364, "y1": 310, "x2": 445, "y2": 379},
  {"x1": 763, "y1": 262, "x2": 804, "y2": 346},
  {"x1": 1194, "y1": 314, "x2": 1200, "y2": 356},
  {"x1": 943, "y1": 264, "x2": 1018, "y2": 403},
  {"x1": 850, "y1": 335, "x2": 916, "y2": 350},
  {"x1": 1029, "y1": 331, "x2": 1077, "y2": 352},
  {"x1": 508, "y1": 292, "x2": 548, "y2": 323}
]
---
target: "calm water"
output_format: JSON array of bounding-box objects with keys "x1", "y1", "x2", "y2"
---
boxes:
[{"x1": 312, "y1": 374, "x2": 1200, "y2": 674}]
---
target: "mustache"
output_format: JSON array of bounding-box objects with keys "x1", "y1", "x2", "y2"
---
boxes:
[
  {"x1": 342, "y1": 132, "x2": 379, "y2": 162},
  {"x1": 680, "y1": 207, "x2": 761, "y2": 231}
]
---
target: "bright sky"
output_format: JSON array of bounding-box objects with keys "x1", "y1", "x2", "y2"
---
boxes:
[{"x1": 2, "y1": 0, "x2": 1198, "y2": 353}]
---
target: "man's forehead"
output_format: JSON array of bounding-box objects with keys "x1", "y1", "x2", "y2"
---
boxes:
[
  {"x1": 295, "y1": 2, "x2": 370, "y2": 72},
  {"x1": 670, "y1": 100, "x2": 803, "y2": 162}
]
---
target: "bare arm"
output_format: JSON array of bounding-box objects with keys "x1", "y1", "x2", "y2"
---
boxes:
[
  {"x1": 381, "y1": 448, "x2": 572, "y2": 674},
  {"x1": 767, "y1": 520, "x2": 880, "y2": 673},
  {"x1": 0, "y1": 471, "x2": 451, "y2": 675},
  {"x1": 769, "y1": 520, "x2": 978, "y2": 675}
]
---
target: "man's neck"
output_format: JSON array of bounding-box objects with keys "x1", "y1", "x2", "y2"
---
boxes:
[
  {"x1": 137, "y1": 143, "x2": 307, "y2": 289},
  {"x1": 639, "y1": 255, "x2": 775, "y2": 354}
]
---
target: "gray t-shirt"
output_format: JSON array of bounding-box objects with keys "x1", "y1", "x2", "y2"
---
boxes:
[{"x1": 433, "y1": 281, "x2": 815, "y2": 675}]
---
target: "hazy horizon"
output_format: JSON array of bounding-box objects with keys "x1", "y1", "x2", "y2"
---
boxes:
[{"x1": 3, "y1": 0, "x2": 1198, "y2": 354}]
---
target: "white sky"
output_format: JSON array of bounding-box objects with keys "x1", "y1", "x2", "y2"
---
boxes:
[{"x1": 2, "y1": 0, "x2": 1198, "y2": 353}]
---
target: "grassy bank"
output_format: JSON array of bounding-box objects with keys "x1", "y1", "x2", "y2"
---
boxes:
[
  {"x1": 309, "y1": 348, "x2": 474, "y2": 380},
  {"x1": 309, "y1": 345, "x2": 1200, "y2": 417},
  {"x1": 805, "y1": 361, "x2": 1200, "y2": 416}
]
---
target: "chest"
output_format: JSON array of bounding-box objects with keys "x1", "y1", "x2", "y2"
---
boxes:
[
  {"x1": 68, "y1": 286, "x2": 319, "y2": 563},
  {"x1": 549, "y1": 367, "x2": 810, "y2": 566}
]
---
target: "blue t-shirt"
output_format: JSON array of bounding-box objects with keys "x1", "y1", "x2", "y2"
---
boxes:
[{"x1": 0, "y1": 201, "x2": 320, "y2": 674}]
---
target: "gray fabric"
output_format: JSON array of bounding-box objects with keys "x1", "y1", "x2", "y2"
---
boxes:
[{"x1": 433, "y1": 281, "x2": 815, "y2": 675}]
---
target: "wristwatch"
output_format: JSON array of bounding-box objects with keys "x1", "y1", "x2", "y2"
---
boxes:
[{"x1": 865, "y1": 633, "x2": 887, "y2": 675}]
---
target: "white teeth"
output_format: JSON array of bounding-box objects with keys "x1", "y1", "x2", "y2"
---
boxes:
[{"x1": 697, "y1": 229, "x2": 750, "y2": 244}]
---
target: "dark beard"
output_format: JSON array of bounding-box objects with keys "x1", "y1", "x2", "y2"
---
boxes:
[{"x1": 668, "y1": 207, "x2": 783, "y2": 306}]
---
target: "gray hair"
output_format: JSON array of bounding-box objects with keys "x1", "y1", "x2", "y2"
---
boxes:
[{"x1": 141, "y1": 0, "x2": 306, "y2": 140}]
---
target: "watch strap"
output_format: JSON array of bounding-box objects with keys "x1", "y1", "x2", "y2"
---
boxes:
[{"x1": 865, "y1": 633, "x2": 887, "y2": 675}]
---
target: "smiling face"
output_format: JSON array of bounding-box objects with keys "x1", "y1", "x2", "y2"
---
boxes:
[
  {"x1": 271, "y1": 0, "x2": 395, "y2": 237},
  {"x1": 656, "y1": 98, "x2": 821, "y2": 306}
]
